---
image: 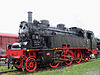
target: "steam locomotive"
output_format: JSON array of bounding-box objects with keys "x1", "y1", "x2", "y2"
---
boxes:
[{"x1": 0, "y1": 12, "x2": 97, "y2": 72}]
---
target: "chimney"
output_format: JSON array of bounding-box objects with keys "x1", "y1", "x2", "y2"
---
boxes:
[{"x1": 28, "y1": 11, "x2": 32, "y2": 23}]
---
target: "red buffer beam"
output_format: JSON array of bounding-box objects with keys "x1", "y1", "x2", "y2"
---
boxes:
[{"x1": 0, "y1": 55, "x2": 7, "y2": 58}]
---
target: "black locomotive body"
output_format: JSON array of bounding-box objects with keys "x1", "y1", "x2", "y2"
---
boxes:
[{"x1": 18, "y1": 17, "x2": 97, "y2": 50}]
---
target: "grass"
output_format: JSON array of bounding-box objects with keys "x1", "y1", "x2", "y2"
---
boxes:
[
  {"x1": 31, "y1": 59, "x2": 100, "y2": 75},
  {"x1": 0, "y1": 65, "x2": 16, "y2": 72},
  {"x1": 98, "y1": 54, "x2": 100, "y2": 57},
  {"x1": 1, "y1": 59, "x2": 100, "y2": 75}
]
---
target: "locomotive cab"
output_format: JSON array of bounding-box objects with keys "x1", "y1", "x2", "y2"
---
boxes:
[{"x1": 85, "y1": 31, "x2": 97, "y2": 50}]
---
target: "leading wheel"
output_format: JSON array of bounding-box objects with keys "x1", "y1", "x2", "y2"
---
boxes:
[
  {"x1": 64, "y1": 51, "x2": 73, "y2": 65},
  {"x1": 14, "y1": 55, "x2": 27, "y2": 71},
  {"x1": 75, "y1": 50, "x2": 82, "y2": 63},
  {"x1": 25, "y1": 57, "x2": 37, "y2": 72}
]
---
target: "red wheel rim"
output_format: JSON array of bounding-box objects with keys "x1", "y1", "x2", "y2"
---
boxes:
[
  {"x1": 49, "y1": 50, "x2": 60, "y2": 68},
  {"x1": 49, "y1": 61, "x2": 60, "y2": 68},
  {"x1": 75, "y1": 50, "x2": 82, "y2": 63},
  {"x1": 64, "y1": 51, "x2": 73, "y2": 65},
  {"x1": 25, "y1": 58, "x2": 37, "y2": 72}
]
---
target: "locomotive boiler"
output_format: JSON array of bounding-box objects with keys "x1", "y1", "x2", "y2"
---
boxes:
[
  {"x1": 18, "y1": 12, "x2": 97, "y2": 50},
  {"x1": 0, "y1": 12, "x2": 97, "y2": 72}
]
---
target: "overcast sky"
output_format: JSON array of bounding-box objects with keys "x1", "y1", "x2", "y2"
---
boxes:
[{"x1": 0, "y1": 0, "x2": 100, "y2": 38}]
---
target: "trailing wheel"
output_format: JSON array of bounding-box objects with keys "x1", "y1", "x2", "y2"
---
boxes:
[
  {"x1": 75, "y1": 50, "x2": 82, "y2": 63},
  {"x1": 64, "y1": 51, "x2": 73, "y2": 65},
  {"x1": 84, "y1": 54, "x2": 90, "y2": 61},
  {"x1": 25, "y1": 57, "x2": 37, "y2": 72}
]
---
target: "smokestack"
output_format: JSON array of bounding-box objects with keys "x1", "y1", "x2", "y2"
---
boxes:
[{"x1": 28, "y1": 11, "x2": 32, "y2": 23}]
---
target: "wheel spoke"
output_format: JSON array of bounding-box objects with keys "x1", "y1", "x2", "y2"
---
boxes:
[
  {"x1": 25, "y1": 57, "x2": 37, "y2": 72},
  {"x1": 75, "y1": 50, "x2": 82, "y2": 63},
  {"x1": 65, "y1": 51, "x2": 73, "y2": 65}
]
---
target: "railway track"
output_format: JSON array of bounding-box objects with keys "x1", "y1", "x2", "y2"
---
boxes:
[
  {"x1": 0, "y1": 70, "x2": 17, "y2": 74},
  {"x1": 0, "y1": 57, "x2": 100, "y2": 74}
]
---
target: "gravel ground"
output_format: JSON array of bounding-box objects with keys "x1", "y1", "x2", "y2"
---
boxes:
[{"x1": 85, "y1": 70, "x2": 100, "y2": 75}]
